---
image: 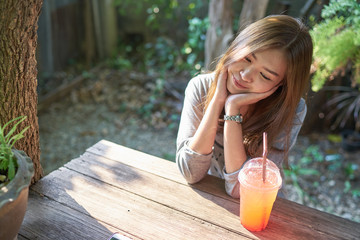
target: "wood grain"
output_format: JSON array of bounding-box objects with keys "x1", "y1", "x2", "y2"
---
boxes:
[
  {"x1": 87, "y1": 140, "x2": 360, "y2": 239},
  {"x1": 19, "y1": 191, "x2": 137, "y2": 240},
  {"x1": 27, "y1": 167, "x2": 250, "y2": 240},
  {"x1": 19, "y1": 140, "x2": 360, "y2": 240}
]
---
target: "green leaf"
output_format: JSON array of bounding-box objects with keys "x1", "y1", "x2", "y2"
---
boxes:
[
  {"x1": 298, "y1": 168, "x2": 320, "y2": 176},
  {"x1": 351, "y1": 189, "x2": 360, "y2": 199},
  {"x1": 7, "y1": 157, "x2": 16, "y2": 180},
  {"x1": 0, "y1": 157, "x2": 8, "y2": 170},
  {"x1": 8, "y1": 126, "x2": 29, "y2": 148},
  {"x1": 5, "y1": 116, "x2": 27, "y2": 143},
  {"x1": 0, "y1": 116, "x2": 29, "y2": 181},
  {"x1": 344, "y1": 180, "x2": 352, "y2": 193},
  {"x1": 0, "y1": 174, "x2": 6, "y2": 182},
  {"x1": 327, "y1": 134, "x2": 342, "y2": 143}
]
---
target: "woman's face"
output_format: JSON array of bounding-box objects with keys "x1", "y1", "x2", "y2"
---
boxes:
[{"x1": 226, "y1": 48, "x2": 287, "y2": 94}]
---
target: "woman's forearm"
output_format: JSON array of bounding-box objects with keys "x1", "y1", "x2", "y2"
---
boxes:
[
  {"x1": 223, "y1": 120, "x2": 247, "y2": 173},
  {"x1": 189, "y1": 98, "x2": 224, "y2": 155},
  {"x1": 223, "y1": 98, "x2": 248, "y2": 173}
]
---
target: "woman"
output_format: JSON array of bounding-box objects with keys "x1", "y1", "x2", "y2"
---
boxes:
[{"x1": 176, "y1": 15, "x2": 313, "y2": 198}]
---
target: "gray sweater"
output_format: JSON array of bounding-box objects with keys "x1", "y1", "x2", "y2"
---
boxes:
[{"x1": 176, "y1": 73, "x2": 306, "y2": 198}]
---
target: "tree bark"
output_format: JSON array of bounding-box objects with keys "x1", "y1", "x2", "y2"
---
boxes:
[
  {"x1": 84, "y1": 0, "x2": 96, "y2": 67},
  {"x1": 100, "y1": 0, "x2": 118, "y2": 58},
  {"x1": 0, "y1": 0, "x2": 44, "y2": 183},
  {"x1": 238, "y1": 0, "x2": 269, "y2": 32},
  {"x1": 205, "y1": 0, "x2": 234, "y2": 70}
]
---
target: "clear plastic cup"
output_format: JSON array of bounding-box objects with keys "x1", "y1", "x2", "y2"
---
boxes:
[{"x1": 238, "y1": 157, "x2": 282, "y2": 231}]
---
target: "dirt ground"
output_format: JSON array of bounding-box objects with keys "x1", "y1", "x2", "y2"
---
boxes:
[{"x1": 38, "y1": 67, "x2": 360, "y2": 223}]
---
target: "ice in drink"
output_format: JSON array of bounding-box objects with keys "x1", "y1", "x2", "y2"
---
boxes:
[{"x1": 238, "y1": 157, "x2": 282, "y2": 231}]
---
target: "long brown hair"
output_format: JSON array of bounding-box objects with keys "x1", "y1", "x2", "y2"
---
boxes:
[{"x1": 205, "y1": 15, "x2": 313, "y2": 166}]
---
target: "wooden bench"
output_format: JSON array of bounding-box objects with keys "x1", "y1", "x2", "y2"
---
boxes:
[{"x1": 19, "y1": 140, "x2": 360, "y2": 239}]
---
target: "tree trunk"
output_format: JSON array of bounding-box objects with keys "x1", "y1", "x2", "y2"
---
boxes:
[
  {"x1": 0, "y1": 0, "x2": 44, "y2": 183},
  {"x1": 205, "y1": 0, "x2": 234, "y2": 70},
  {"x1": 238, "y1": 0, "x2": 269, "y2": 32},
  {"x1": 91, "y1": 0, "x2": 105, "y2": 59},
  {"x1": 84, "y1": 0, "x2": 96, "y2": 67},
  {"x1": 100, "y1": 0, "x2": 118, "y2": 58}
]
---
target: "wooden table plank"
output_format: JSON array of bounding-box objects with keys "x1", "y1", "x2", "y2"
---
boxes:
[
  {"x1": 19, "y1": 191, "x2": 134, "y2": 240},
  {"x1": 86, "y1": 140, "x2": 236, "y2": 201},
  {"x1": 28, "y1": 166, "x2": 248, "y2": 240},
  {"x1": 86, "y1": 140, "x2": 186, "y2": 184},
  {"x1": 85, "y1": 140, "x2": 360, "y2": 239}
]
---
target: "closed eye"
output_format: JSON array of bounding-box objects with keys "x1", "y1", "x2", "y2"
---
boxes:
[
  {"x1": 245, "y1": 57, "x2": 251, "y2": 63},
  {"x1": 260, "y1": 72, "x2": 271, "y2": 81}
]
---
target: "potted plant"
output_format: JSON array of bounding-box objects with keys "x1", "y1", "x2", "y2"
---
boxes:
[
  {"x1": 310, "y1": 0, "x2": 360, "y2": 151},
  {"x1": 0, "y1": 116, "x2": 34, "y2": 240}
]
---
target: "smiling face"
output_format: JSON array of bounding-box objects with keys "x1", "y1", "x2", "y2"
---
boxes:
[{"x1": 226, "y1": 48, "x2": 287, "y2": 94}]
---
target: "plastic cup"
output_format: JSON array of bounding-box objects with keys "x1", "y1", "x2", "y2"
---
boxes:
[{"x1": 238, "y1": 157, "x2": 282, "y2": 231}]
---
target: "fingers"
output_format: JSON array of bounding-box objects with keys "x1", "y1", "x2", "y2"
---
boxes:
[
  {"x1": 219, "y1": 68, "x2": 228, "y2": 80},
  {"x1": 226, "y1": 88, "x2": 275, "y2": 107},
  {"x1": 217, "y1": 68, "x2": 228, "y2": 88},
  {"x1": 214, "y1": 68, "x2": 229, "y2": 103}
]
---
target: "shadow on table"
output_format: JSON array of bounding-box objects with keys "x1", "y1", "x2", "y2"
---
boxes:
[
  {"x1": 19, "y1": 190, "x2": 115, "y2": 239},
  {"x1": 18, "y1": 153, "x2": 142, "y2": 239}
]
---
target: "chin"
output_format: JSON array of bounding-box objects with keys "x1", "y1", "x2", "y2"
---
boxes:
[{"x1": 226, "y1": 83, "x2": 239, "y2": 94}]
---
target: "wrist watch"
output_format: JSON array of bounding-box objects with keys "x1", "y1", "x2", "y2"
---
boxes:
[{"x1": 223, "y1": 114, "x2": 243, "y2": 124}]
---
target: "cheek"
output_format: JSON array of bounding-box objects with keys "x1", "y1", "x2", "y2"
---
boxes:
[
  {"x1": 226, "y1": 75, "x2": 235, "y2": 93},
  {"x1": 253, "y1": 82, "x2": 276, "y2": 93},
  {"x1": 228, "y1": 61, "x2": 243, "y2": 72}
]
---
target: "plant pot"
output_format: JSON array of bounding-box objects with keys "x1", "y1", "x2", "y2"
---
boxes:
[
  {"x1": 341, "y1": 130, "x2": 360, "y2": 152},
  {"x1": 0, "y1": 149, "x2": 34, "y2": 240}
]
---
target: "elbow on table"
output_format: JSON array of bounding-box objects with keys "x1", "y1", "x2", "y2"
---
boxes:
[
  {"x1": 176, "y1": 160, "x2": 206, "y2": 184},
  {"x1": 178, "y1": 166, "x2": 206, "y2": 184},
  {"x1": 227, "y1": 186, "x2": 240, "y2": 199},
  {"x1": 226, "y1": 181, "x2": 240, "y2": 199},
  {"x1": 182, "y1": 173, "x2": 204, "y2": 185}
]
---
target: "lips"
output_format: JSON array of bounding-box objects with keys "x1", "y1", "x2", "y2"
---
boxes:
[{"x1": 232, "y1": 74, "x2": 247, "y2": 89}]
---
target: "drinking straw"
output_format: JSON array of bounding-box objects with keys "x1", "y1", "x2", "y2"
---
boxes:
[{"x1": 262, "y1": 132, "x2": 268, "y2": 183}]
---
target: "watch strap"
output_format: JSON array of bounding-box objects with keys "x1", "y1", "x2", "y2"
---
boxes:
[{"x1": 223, "y1": 114, "x2": 243, "y2": 123}]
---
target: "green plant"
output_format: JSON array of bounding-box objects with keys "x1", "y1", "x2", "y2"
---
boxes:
[
  {"x1": 182, "y1": 17, "x2": 209, "y2": 74},
  {"x1": 310, "y1": 0, "x2": 360, "y2": 132},
  {"x1": 0, "y1": 116, "x2": 29, "y2": 184},
  {"x1": 107, "y1": 55, "x2": 132, "y2": 70},
  {"x1": 324, "y1": 86, "x2": 360, "y2": 131},
  {"x1": 344, "y1": 180, "x2": 360, "y2": 199},
  {"x1": 113, "y1": 0, "x2": 208, "y2": 74},
  {"x1": 144, "y1": 37, "x2": 182, "y2": 73},
  {"x1": 284, "y1": 145, "x2": 323, "y2": 202},
  {"x1": 344, "y1": 163, "x2": 358, "y2": 180},
  {"x1": 137, "y1": 78, "x2": 166, "y2": 119},
  {"x1": 311, "y1": 0, "x2": 360, "y2": 92}
]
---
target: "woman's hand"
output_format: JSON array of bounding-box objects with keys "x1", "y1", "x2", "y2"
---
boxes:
[
  {"x1": 213, "y1": 69, "x2": 229, "y2": 104},
  {"x1": 225, "y1": 86, "x2": 279, "y2": 115}
]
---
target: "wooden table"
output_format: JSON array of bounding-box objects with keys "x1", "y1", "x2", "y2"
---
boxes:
[{"x1": 19, "y1": 140, "x2": 360, "y2": 239}]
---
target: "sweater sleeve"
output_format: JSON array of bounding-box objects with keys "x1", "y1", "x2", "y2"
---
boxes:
[
  {"x1": 224, "y1": 168, "x2": 241, "y2": 198},
  {"x1": 176, "y1": 75, "x2": 213, "y2": 184}
]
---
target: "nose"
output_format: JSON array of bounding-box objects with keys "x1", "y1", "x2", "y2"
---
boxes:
[{"x1": 240, "y1": 68, "x2": 253, "y2": 82}]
